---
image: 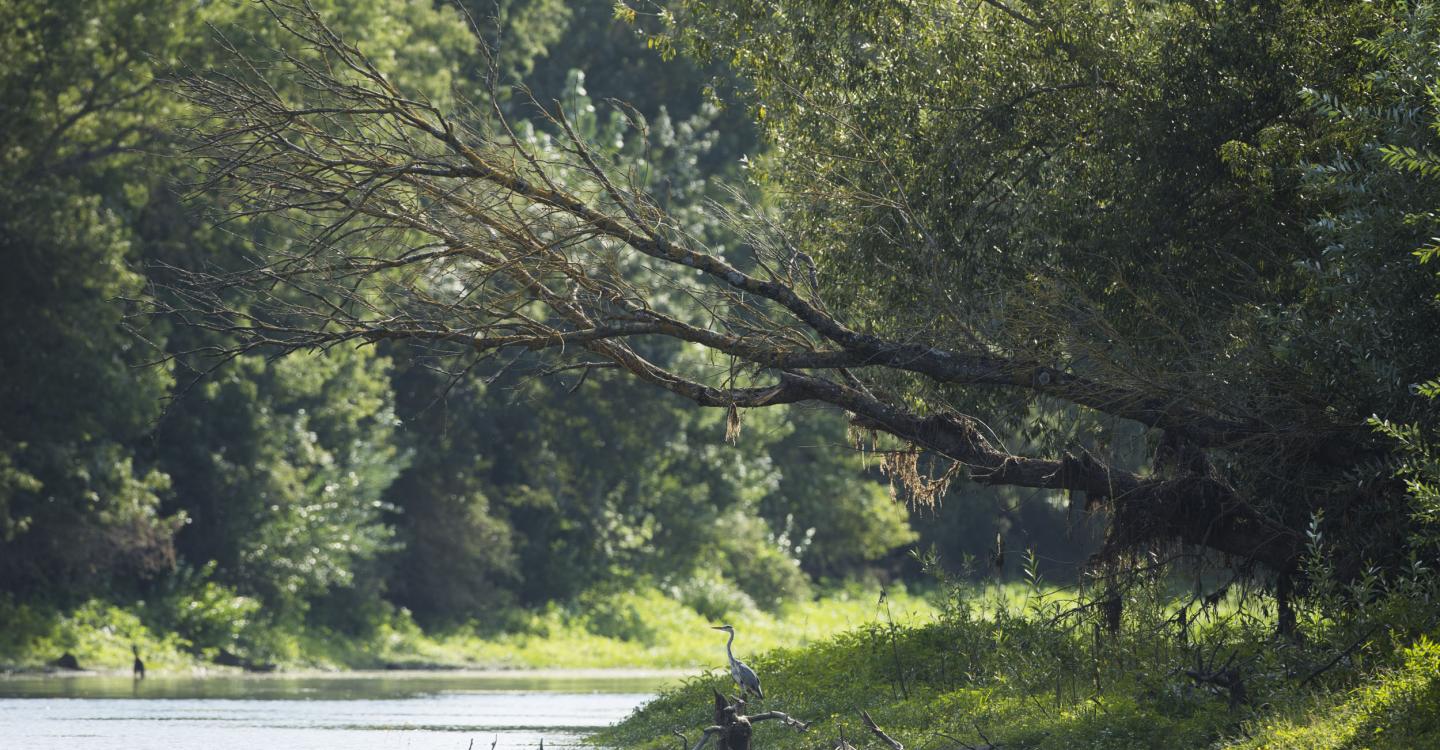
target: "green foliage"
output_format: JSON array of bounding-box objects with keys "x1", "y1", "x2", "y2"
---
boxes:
[
  {"x1": 17, "y1": 12, "x2": 1440, "y2": 743},
  {"x1": 0, "y1": 0, "x2": 921, "y2": 643},
  {"x1": 0, "y1": 595, "x2": 193, "y2": 671},
  {"x1": 603, "y1": 574, "x2": 1440, "y2": 750},
  {"x1": 0, "y1": 0, "x2": 489, "y2": 634},
  {"x1": 1234, "y1": 637, "x2": 1440, "y2": 749},
  {"x1": 0, "y1": 0, "x2": 191, "y2": 594},
  {"x1": 142, "y1": 562, "x2": 265, "y2": 656},
  {"x1": 670, "y1": 568, "x2": 758, "y2": 621},
  {"x1": 520, "y1": 0, "x2": 758, "y2": 168},
  {"x1": 373, "y1": 64, "x2": 915, "y2": 623},
  {"x1": 649, "y1": 0, "x2": 1440, "y2": 582},
  {"x1": 1347, "y1": 3, "x2": 1440, "y2": 565},
  {"x1": 151, "y1": 346, "x2": 407, "y2": 627},
  {"x1": 761, "y1": 408, "x2": 918, "y2": 580},
  {"x1": 0, "y1": 585, "x2": 933, "y2": 672}
]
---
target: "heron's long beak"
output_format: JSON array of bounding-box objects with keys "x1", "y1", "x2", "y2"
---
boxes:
[{"x1": 710, "y1": 625, "x2": 726, "y2": 630}]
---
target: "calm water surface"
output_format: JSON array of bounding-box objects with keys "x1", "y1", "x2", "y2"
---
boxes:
[{"x1": 0, "y1": 671, "x2": 670, "y2": 750}]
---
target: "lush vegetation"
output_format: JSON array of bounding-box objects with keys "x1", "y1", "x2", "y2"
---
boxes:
[
  {"x1": 603, "y1": 567, "x2": 1440, "y2": 750},
  {"x1": 0, "y1": 585, "x2": 933, "y2": 671},
  {"x1": 6, "y1": 0, "x2": 1440, "y2": 746},
  {"x1": 1, "y1": 0, "x2": 1098, "y2": 670},
  {"x1": 0, "y1": 0, "x2": 967, "y2": 667}
]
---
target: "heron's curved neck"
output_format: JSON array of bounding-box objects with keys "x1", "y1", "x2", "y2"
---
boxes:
[{"x1": 724, "y1": 629, "x2": 736, "y2": 660}]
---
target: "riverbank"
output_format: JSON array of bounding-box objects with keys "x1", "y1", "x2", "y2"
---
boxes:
[
  {"x1": 596, "y1": 584, "x2": 1440, "y2": 750},
  {"x1": 0, "y1": 585, "x2": 934, "y2": 674}
]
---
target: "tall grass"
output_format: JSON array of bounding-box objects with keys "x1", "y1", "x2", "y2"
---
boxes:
[{"x1": 598, "y1": 574, "x2": 1440, "y2": 750}]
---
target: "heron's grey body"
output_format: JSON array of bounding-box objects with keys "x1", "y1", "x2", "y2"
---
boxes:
[{"x1": 713, "y1": 624, "x2": 763, "y2": 700}]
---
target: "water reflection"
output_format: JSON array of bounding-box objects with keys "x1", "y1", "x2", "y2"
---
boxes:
[{"x1": 0, "y1": 672, "x2": 668, "y2": 750}]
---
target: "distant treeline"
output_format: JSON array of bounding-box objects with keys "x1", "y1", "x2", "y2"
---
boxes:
[{"x1": 0, "y1": 0, "x2": 1091, "y2": 649}]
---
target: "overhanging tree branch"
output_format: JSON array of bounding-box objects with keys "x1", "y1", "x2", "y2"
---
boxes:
[{"x1": 163, "y1": 0, "x2": 1309, "y2": 572}]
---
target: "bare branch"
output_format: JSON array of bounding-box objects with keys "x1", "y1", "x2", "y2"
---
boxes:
[
  {"x1": 860, "y1": 710, "x2": 902, "y2": 750},
  {"x1": 748, "y1": 711, "x2": 810, "y2": 731},
  {"x1": 157, "y1": 0, "x2": 1313, "y2": 573}
]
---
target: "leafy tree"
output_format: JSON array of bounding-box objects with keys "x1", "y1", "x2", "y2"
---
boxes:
[
  {"x1": 166, "y1": 0, "x2": 1440, "y2": 618},
  {"x1": 521, "y1": 0, "x2": 759, "y2": 170},
  {"x1": 383, "y1": 363, "x2": 520, "y2": 624},
  {"x1": 1324, "y1": 2, "x2": 1440, "y2": 563},
  {"x1": 0, "y1": 0, "x2": 196, "y2": 597},
  {"x1": 0, "y1": 0, "x2": 472, "y2": 624},
  {"x1": 139, "y1": 0, "x2": 476, "y2": 626},
  {"x1": 760, "y1": 406, "x2": 916, "y2": 580},
  {"x1": 152, "y1": 349, "x2": 405, "y2": 613},
  {"x1": 379, "y1": 69, "x2": 915, "y2": 621}
]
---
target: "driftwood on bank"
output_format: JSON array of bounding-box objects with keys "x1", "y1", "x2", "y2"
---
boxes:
[
  {"x1": 1184, "y1": 667, "x2": 1248, "y2": 709},
  {"x1": 674, "y1": 692, "x2": 810, "y2": 750},
  {"x1": 670, "y1": 693, "x2": 996, "y2": 750},
  {"x1": 1182, "y1": 648, "x2": 1249, "y2": 710}
]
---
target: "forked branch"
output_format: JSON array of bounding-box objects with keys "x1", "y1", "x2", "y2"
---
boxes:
[{"x1": 164, "y1": 0, "x2": 1305, "y2": 572}]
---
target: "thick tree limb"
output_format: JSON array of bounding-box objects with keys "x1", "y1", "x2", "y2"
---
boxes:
[{"x1": 163, "y1": 0, "x2": 1321, "y2": 576}]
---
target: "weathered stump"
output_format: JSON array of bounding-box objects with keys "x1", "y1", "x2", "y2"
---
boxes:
[{"x1": 678, "y1": 691, "x2": 807, "y2": 750}]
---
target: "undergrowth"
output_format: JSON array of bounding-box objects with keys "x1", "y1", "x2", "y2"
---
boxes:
[
  {"x1": 0, "y1": 584, "x2": 933, "y2": 672},
  {"x1": 598, "y1": 558, "x2": 1440, "y2": 750}
]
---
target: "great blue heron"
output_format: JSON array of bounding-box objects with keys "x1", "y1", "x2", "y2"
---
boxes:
[
  {"x1": 132, "y1": 645, "x2": 145, "y2": 680},
  {"x1": 711, "y1": 624, "x2": 763, "y2": 700}
]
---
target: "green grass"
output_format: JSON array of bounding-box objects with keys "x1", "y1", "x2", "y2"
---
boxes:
[
  {"x1": 423, "y1": 585, "x2": 934, "y2": 670},
  {"x1": 1228, "y1": 635, "x2": 1440, "y2": 750},
  {"x1": 596, "y1": 582, "x2": 1440, "y2": 750},
  {"x1": 598, "y1": 619, "x2": 1234, "y2": 750},
  {"x1": 0, "y1": 585, "x2": 933, "y2": 673}
]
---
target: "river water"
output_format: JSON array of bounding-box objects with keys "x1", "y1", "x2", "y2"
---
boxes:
[{"x1": 0, "y1": 671, "x2": 669, "y2": 750}]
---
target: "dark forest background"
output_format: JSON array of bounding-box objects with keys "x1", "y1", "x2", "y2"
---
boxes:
[{"x1": 0, "y1": 0, "x2": 1096, "y2": 652}]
